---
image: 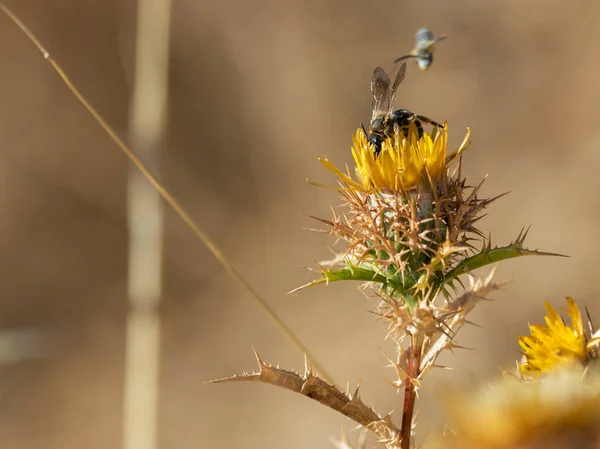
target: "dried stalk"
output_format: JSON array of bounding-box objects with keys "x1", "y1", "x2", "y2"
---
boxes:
[{"x1": 123, "y1": 1, "x2": 172, "y2": 449}]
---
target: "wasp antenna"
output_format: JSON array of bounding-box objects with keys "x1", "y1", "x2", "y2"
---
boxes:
[{"x1": 360, "y1": 122, "x2": 369, "y2": 137}]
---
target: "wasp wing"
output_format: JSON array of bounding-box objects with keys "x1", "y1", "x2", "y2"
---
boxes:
[
  {"x1": 389, "y1": 62, "x2": 406, "y2": 112},
  {"x1": 371, "y1": 66, "x2": 391, "y2": 121}
]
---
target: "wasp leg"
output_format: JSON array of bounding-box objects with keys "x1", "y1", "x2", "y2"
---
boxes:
[
  {"x1": 416, "y1": 114, "x2": 443, "y2": 129},
  {"x1": 396, "y1": 118, "x2": 424, "y2": 140},
  {"x1": 393, "y1": 53, "x2": 417, "y2": 64},
  {"x1": 414, "y1": 119, "x2": 424, "y2": 138},
  {"x1": 400, "y1": 119, "x2": 424, "y2": 139}
]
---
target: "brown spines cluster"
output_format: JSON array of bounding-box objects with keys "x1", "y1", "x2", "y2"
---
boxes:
[
  {"x1": 377, "y1": 271, "x2": 503, "y2": 391},
  {"x1": 418, "y1": 272, "x2": 503, "y2": 374},
  {"x1": 436, "y1": 170, "x2": 492, "y2": 251},
  {"x1": 326, "y1": 158, "x2": 496, "y2": 305}
]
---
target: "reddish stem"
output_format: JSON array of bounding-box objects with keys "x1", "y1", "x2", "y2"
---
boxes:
[{"x1": 400, "y1": 334, "x2": 423, "y2": 449}]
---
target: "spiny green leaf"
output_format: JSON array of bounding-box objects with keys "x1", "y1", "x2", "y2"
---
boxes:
[
  {"x1": 288, "y1": 264, "x2": 407, "y2": 296},
  {"x1": 444, "y1": 229, "x2": 566, "y2": 283}
]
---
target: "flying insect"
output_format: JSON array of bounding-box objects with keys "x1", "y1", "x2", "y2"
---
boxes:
[
  {"x1": 394, "y1": 28, "x2": 446, "y2": 71},
  {"x1": 365, "y1": 62, "x2": 443, "y2": 156}
]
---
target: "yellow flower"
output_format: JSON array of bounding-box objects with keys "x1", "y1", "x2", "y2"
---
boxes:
[
  {"x1": 436, "y1": 368, "x2": 600, "y2": 449},
  {"x1": 518, "y1": 297, "x2": 588, "y2": 378},
  {"x1": 319, "y1": 122, "x2": 470, "y2": 192}
]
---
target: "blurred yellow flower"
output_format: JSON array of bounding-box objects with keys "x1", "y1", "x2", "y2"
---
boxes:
[
  {"x1": 320, "y1": 122, "x2": 470, "y2": 192},
  {"x1": 518, "y1": 297, "x2": 587, "y2": 378},
  {"x1": 437, "y1": 368, "x2": 600, "y2": 449}
]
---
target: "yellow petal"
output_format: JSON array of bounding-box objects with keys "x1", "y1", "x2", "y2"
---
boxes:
[{"x1": 321, "y1": 123, "x2": 464, "y2": 192}]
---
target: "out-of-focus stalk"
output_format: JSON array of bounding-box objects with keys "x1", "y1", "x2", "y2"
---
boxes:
[{"x1": 123, "y1": 1, "x2": 171, "y2": 449}]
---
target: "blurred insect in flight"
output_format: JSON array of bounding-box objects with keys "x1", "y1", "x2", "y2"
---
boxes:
[
  {"x1": 363, "y1": 62, "x2": 443, "y2": 156},
  {"x1": 394, "y1": 27, "x2": 446, "y2": 71}
]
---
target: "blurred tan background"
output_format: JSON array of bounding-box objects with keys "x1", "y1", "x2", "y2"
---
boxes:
[{"x1": 0, "y1": 0, "x2": 599, "y2": 448}]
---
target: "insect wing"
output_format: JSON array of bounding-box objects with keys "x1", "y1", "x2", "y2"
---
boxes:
[
  {"x1": 389, "y1": 62, "x2": 406, "y2": 112},
  {"x1": 417, "y1": 33, "x2": 446, "y2": 51},
  {"x1": 371, "y1": 66, "x2": 391, "y2": 121}
]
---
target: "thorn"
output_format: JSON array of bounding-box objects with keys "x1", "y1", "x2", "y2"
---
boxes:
[
  {"x1": 520, "y1": 225, "x2": 531, "y2": 242},
  {"x1": 304, "y1": 353, "x2": 313, "y2": 377},
  {"x1": 203, "y1": 377, "x2": 221, "y2": 385},
  {"x1": 304, "y1": 213, "x2": 335, "y2": 226},
  {"x1": 353, "y1": 381, "x2": 362, "y2": 399},
  {"x1": 585, "y1": 305, "x2": 595, "y2": 335},
  {"x1": 486, "y1": 191, "x2": 511, "y2": 204},
  {"x1": 252, "y1": 348, "x2": 265, "y2": 368},
  {"x1": 301, "y1": 227, "x2": 330, "y2": 234},
  {"x1": 432, "y1": 364, "x2": 454, "y2": 371},
  {"x1": 387, "y1": 378, "x2": 405, "y2": 391},
  {"x1": 467, "y1": 175, "x2": 488, "y2": 201},
  {"x1": 446, "y1": 342, "x2": 474, "y2": 352},
  {"x1": 463, "y1": 319, "x2": 482, "y2": 328}
]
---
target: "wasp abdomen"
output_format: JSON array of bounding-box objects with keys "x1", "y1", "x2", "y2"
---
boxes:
[{"x1": 390, "y1": 109, "x2": 423, "y2": 139}]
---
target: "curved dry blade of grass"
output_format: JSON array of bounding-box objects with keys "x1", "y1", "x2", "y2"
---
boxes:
[{"x1": 0, "y1": 2, "x2": 332, "y2": 383}]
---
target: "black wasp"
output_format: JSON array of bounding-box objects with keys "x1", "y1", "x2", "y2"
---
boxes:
[{"x1": 363, "y1": 62, "x2": 443, "y2": 156}]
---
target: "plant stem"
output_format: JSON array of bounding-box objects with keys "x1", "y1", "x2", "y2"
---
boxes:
[{"x1": 400, "y1": 333, "x2": 423, "y2": 449}]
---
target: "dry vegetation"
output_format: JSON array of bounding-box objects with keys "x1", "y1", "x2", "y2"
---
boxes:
[{"x1": 0, "y1": 1, "x2": 600, "y2": 449}]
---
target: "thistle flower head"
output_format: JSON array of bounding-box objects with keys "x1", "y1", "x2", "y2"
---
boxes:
[
  {"x1": 320, "y1": 122, "x2": 467, "y2": 193},
  {"x1": 295, "y1": 113, "x2": 558, "y2": 363},
  {"x1": 316, "y1": 122, "x2": 487, "y2": 307},
  {"x1": 519, "y1": 297, "x2": 600, "y2": 378}
]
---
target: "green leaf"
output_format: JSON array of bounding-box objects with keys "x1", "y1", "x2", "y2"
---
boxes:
[
  {"x1": 288, "y1": 264, "x2": 409, "y2": 297},
  {"x1": 444, "y1": 227, "x2": 566, "y2": 283}
]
